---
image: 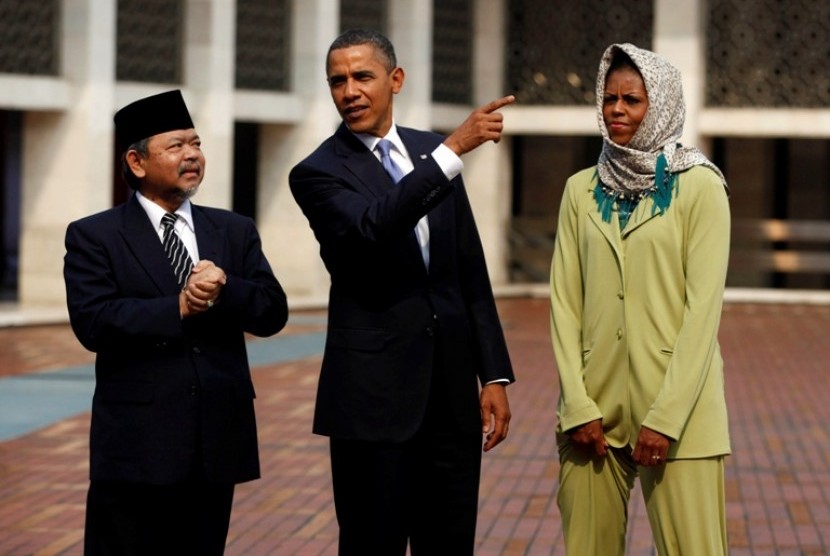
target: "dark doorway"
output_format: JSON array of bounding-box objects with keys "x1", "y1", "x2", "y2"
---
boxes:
[
  {"x1": 509, "y1": 134, "x2": 601, "y2": 282},
  {"x1": 0, "y1": 111, "x2": 22, "y2": 301},
  {"x1": 233, "y1": 122, "x2": 259, "y2": 220}
]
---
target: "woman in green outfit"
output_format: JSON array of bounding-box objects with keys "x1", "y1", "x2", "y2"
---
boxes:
[{"x1": 550, "y1": 43, "x2": 731, "y2": 555}]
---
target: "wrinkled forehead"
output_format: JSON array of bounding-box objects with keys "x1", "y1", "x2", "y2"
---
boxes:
[
  {"x1": 599, "y1": 44, "x2": 678, "y2": 101},
  {"x1": 146, "y1": 128, "x2": 200, "y2": 149},
  {"x1": 326, "y1": 42, "x2": 389, "y2": 73}
]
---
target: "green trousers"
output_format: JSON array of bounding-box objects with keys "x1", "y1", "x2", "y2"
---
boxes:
[{"x1": 557, "y1": 443, "x2": 728, "y2": 555}]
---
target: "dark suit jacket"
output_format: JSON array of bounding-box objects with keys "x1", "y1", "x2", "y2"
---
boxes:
[
  {"x1": 63, "y1": 194, "x2": 288, "y2": 485},
  {"x1": 289, "y1": 123, "x2": 514, "y2": 443}
]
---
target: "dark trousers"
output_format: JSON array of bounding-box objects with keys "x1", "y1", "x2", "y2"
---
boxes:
[
  {"x1": 84, "y1": 479, "x2": 235, "y2": 556},
  {"x1": 330, "y1": 365, "x2": 483, "y2": 556}
]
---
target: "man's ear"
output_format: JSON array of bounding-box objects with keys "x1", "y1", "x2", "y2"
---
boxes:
[
  {"x1": 125, "y1": 150, "x2": 146, "y2": 179},
  {"x1": 391, "y1": 66, "x2": 405, "y2": 94}
]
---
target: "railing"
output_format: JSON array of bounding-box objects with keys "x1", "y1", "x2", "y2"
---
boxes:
[
  {"x1": 509, "y1": 216, "x2": 830, "y2": 287},
  {"x1": 508, "y1": 216, "x2": 556, "y2": 283},
  {"x1": 729, "y1": 219, "x2": 830, "y2": 275}
]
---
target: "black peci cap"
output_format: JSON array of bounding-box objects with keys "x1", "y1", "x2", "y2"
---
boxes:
[{"x1": 114, "y1": 89, "x2": 195, "y2": 151}]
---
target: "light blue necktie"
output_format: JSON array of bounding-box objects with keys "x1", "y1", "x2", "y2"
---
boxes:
[
  {"x1": 376, "y1": 139, "x2": 405, "y2": 183},
  {"x1": 375, "y1": 139, "x2": 430, "y2": 268}
]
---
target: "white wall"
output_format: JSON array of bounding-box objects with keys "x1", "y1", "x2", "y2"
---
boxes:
[{"x1": 3, "y1": 0, "x2": 830, "y2": 310}]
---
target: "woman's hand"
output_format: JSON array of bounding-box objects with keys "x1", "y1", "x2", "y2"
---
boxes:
[
  {"x1": 632, "y1": 426, "x2": 671, "y2": 466},
  {"x1": 569, "y1": 419, "x2": 608, "y2": 457}
]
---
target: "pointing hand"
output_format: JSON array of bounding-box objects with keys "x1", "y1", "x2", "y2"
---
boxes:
[{"x1": 443, "y1": 95, "x2": 516, "y2": 156}]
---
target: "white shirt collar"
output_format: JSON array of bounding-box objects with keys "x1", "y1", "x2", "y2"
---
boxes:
[
  {"x1": 352, "y1": 123, "x2": 406, "y2": 157},
  {"x1": 135, "y1": 191, "x2": 195, "y2": 233}
]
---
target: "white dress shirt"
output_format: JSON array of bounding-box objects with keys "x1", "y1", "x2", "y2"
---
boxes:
[{"x1": 136, "y1": 191, "x2": 200, "y2": 263}]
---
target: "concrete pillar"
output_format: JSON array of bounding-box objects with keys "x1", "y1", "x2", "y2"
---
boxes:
[
  {"x1": 653, "y1": 0, "x2": 708, "y2": 153},
  {"x1": 256, "y1": 0, "x2": 339, "y2": 302},
  {"x1": 388, "y1": 0, "x2": 432, "y2": 129},
  {"x1": 18, "y1": 0, "x2": 116, "y2": 307},
  {"x1": 460, "y1": 137, "x2": 514, "y2": 286},
  {"x1": 465, "y1": 0, "x2": 512, "y2": 285},
  {"x1": 184, "y1": 0, "x2": 236, "y2": 209}
]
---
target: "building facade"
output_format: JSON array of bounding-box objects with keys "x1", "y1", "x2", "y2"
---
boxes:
[{"x1": 1, "y1": 0, "x2": 829, "y2": 312}]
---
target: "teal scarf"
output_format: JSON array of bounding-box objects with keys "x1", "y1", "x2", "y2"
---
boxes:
[{"x1": 594, "y1": 153, "x2": 678, "y2": 228}]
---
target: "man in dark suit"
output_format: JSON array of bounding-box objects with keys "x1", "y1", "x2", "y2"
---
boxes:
[
  {"x1": 289, "y1": 29, "x2": 516, "y2": 556},
  {"x1": 63, "y1": 90, "x2": 288, "y2": 556}
]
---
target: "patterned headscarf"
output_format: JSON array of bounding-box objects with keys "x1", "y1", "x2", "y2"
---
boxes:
[{"x1": 595, "y1": 43, "x2": 726, "y2": 210}]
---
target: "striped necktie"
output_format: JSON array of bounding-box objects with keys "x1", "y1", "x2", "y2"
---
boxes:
[{"x1": 161, "y1": 212, "x2": 193, "y2": 290}]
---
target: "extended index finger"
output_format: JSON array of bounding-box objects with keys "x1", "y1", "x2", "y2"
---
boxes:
[{"x1": 479, "y1": 94, "x2": 516, "y2": 114}]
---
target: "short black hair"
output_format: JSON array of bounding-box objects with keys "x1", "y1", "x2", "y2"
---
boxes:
[
  {"x1": 607, "y1": 48, "x2": 642, "y2": 80},
  {"x1": 120, "y1": 138, "x2": 149, "y2": 190},
  {"x1": 327, "y1": 28, "x2": 397, "y2": 72}
]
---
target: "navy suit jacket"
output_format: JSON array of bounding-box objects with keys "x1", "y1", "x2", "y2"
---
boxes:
[
  {"x1": 289, "y1": 123, "x2": 514, "y2": 442},
  {"x1": 63, "y1": 194, "x2": 288, "y2": 484}
]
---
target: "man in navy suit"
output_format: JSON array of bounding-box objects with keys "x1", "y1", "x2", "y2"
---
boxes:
[
  {"x1": 289, "y1": 29, "x2": 516, "y2": 555},
  {"x1": 63, "y1": 90, "x2": 288, "y2": 555}
]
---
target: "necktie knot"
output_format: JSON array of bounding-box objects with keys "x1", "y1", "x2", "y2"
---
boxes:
[
  {"x1": 376, "y1": 138, "x2": 393, "y2": 158},
  {"x1": 376, "y1": 139, "x2": 405, "y2": 183},
  {"x1": 162, "y1": 212, "x2": 177, "y2": 230}
]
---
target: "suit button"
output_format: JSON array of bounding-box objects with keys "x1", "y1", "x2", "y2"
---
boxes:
[
  {"x1": 190, "y1": 385, "x2": 199, "y2": 396},
  {"x1": 426, "y1": 327, "x2": 434, "y2": 336},
  {"x1": 616, "y1": 329, "x2": 623, "y2": 339},
  {"x1": 617, "y1": 290, "x2": 624, "y2": 299},
  {"x1": 193, "y1": 346, "x2": 201, "y2": 354}
]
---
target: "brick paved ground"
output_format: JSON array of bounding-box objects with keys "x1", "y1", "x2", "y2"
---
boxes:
[{"x1": 1, "y1": 297, "x2": 829, "y2": 555}]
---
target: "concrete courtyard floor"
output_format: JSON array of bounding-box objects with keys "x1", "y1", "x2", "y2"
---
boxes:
[{"x1": 1, "y1": 296, "x2": 829, "y2": 555}]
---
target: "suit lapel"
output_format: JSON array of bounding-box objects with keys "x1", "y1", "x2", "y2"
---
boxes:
[
  {"x1": 621, "y1": 196, "x2": 662, "y2": 238},
  {"x1": 587, "y1": 182, "x2": 625, "y2": 268},
  {"x1": 120, "y1": 194, "x2": 180, "y2": 294},
  {"x1": 334, "y1": 124, "x2": 392, "y2": 199},
  {"x1": 397, "y1": 127, "x2": 437, "y2": 165},
  {"x1": 192, "y1": 206, "x2": 222, "y2": 264}
]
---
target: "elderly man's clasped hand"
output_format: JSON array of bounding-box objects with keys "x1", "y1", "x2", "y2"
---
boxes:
[{"x1": 179, "y1": 260, "x2": 226, "y2": 317}]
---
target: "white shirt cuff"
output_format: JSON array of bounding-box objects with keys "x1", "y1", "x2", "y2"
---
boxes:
[{"x1": 431, "y1": 143, "x2": 464, "y2": 181}]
